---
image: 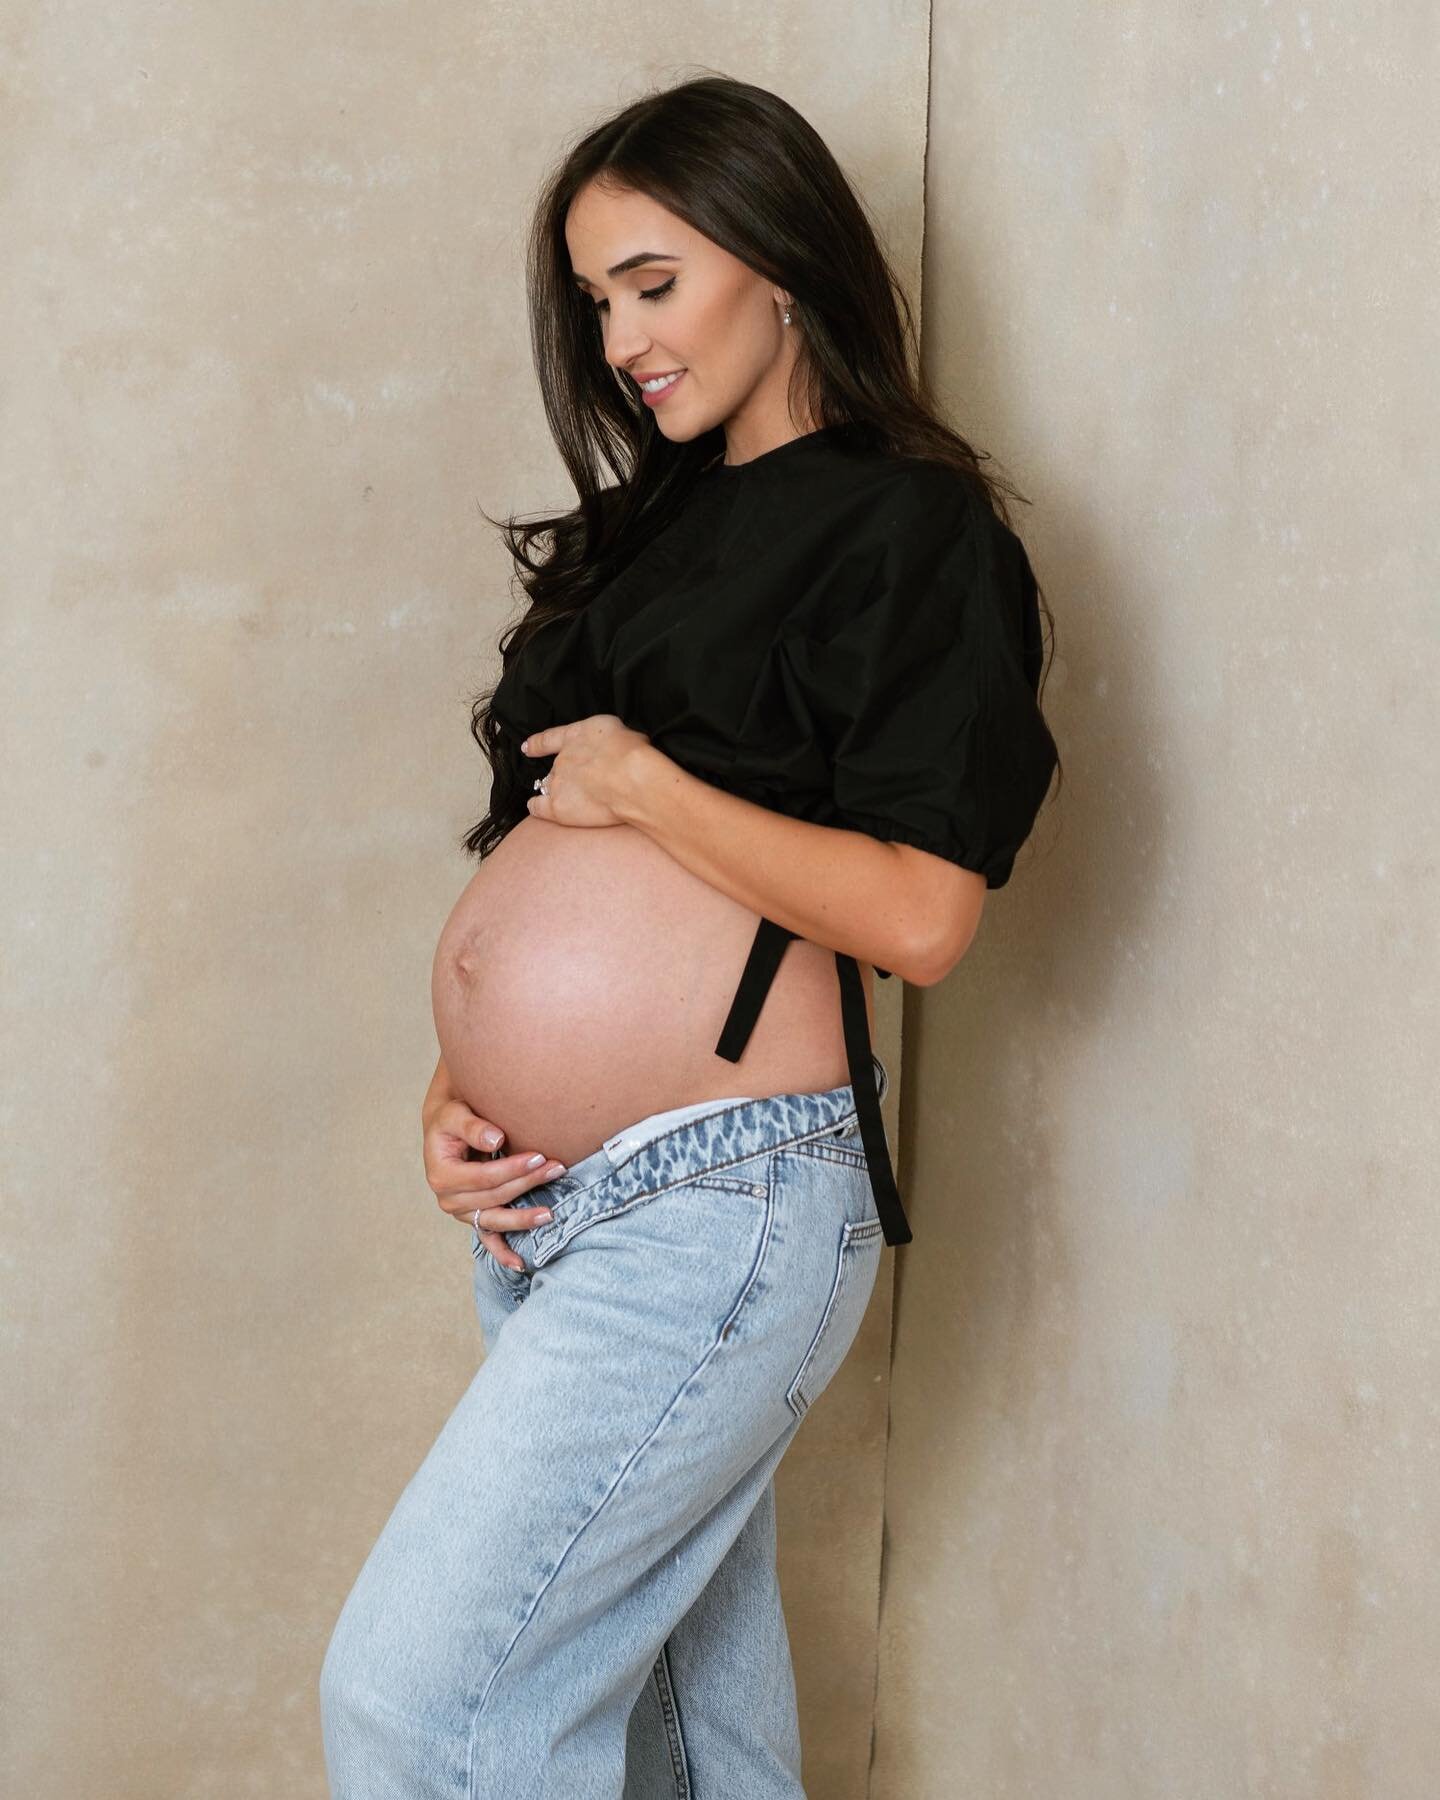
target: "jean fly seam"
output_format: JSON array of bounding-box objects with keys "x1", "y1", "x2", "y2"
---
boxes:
[{"x1": 464, "y1": 1179, "x2": 778, "y2": 1793}]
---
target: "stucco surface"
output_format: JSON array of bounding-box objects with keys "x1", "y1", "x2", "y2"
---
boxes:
[
  {"x1": 0, "y1": 11, "x2": 922, "y2": 1797},
  {"x1": 4, "y1": 5, "x2": 1436, "y2": 1798},
  {"x1": 874, "y1": 5, "x2": 1439, "y2": 1797}
]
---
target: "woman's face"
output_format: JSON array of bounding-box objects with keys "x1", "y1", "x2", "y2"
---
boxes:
[{"x1": 564, "y1": 178, "x2": 810, "y2": 457}]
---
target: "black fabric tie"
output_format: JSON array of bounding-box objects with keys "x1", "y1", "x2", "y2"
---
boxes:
[{"x1": 714, "y1": 916, "x2": 912, "y2": 1247}]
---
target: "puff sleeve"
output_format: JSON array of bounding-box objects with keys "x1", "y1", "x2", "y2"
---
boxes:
[{"x1": 794, "y1": 476, "x2": 1057, "y2": 888}]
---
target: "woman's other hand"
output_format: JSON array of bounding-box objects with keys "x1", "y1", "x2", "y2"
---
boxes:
[{"x1": 422, "y1": 1056, "x2": 564, "y2": 1269}]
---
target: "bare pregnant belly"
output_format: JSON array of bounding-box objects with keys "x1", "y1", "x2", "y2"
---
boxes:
[{"x1": 430, "y1": 814, "x2": 875, "y2": 1170}]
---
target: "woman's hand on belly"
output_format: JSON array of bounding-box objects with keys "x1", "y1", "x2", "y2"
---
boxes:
[
  {"x1": 422, "y1": 1079, "x2": 566, "y2": 1270},
  {"x1": 521, "y1": 714, "x2": 653, "y2": 829}
]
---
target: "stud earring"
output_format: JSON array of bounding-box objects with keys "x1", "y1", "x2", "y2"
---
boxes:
[{"x1": 783, "y1": 307, "x2": 792, "y2": 325}]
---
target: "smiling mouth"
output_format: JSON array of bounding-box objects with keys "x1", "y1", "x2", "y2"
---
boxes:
[{"x1": 635, "y1": 370, "x2": 685, "y2": 392}]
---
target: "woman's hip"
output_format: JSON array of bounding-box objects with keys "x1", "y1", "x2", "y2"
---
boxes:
[{"x1": 471, "y1": 1071, "x2": 887, "y2": 1428}]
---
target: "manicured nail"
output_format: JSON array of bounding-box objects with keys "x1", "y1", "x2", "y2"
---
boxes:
[
  {"x1": 535, "y1": 1210, "x2": 553, "y2": 1223},
  {"x1": 526, "y1": 1153, "x2": 545, "y2": 1168},
  {"x1": 482, "y1": 1127, "x2": 502, "y2": 1147}
]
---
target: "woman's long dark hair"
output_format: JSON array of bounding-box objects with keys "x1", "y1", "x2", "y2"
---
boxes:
[{"x1": 461, "y1": 71, "x2": 1061, "y2": 860}]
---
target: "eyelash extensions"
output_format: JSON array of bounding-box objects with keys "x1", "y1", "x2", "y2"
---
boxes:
[{"x1": 593, "y1": 276, "x2": 676, "y2": 314}]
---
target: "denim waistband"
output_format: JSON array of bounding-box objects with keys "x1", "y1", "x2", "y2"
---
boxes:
[
  {"x1": 600, "y1": 1093, "x2": 759, "y2": 1165},
  {"x1": 496, "y1": 1052, "x2": 889, "y2": 1267}
]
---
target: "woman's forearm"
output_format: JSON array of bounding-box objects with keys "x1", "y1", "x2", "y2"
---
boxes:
[{"x1": 610, "y1": 743, "x2": 927, "y2": 983}]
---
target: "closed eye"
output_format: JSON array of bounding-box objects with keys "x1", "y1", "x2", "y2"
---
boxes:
[{"x1": 592, "y1": 276, "x2": 676, "y2": 314}]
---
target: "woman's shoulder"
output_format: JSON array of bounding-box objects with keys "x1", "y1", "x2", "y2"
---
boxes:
[
  {"x1": 804, "y1": 445, "x2": 999, "y2": 546},
  {"x1": 865, "y1": 451, "x2": 1000, "y2": 520}
]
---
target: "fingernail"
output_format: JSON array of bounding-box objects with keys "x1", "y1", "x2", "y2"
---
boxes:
[
  {"x1": 482, "y1": 1127, "x2": 502, "y2": 1147},
  {"x1": 535, "y1": 1210, "x2": 553, "y2": 1223},
  {"x1": 526, "y1": 1153, "x2": 545, "y2": 1168}
]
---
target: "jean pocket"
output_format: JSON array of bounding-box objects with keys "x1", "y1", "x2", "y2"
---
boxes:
[
  {"x1": 472, "y1": 1231, "x2": 532, "y2": 1287},
  {"x1": 786, "y1": 1136, "x2": 869, "y2": 1172},
  {"x1": 785, "y1": 1216, "x2": 884, "y2": 1420},
  {"x1": 687, "y1": 1171, "x2": 771, "y2": 1201}
]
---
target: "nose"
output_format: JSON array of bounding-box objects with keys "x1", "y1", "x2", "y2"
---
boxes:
[{"x1": 602, "y1": 317, "x2": 653, "y2": 376}]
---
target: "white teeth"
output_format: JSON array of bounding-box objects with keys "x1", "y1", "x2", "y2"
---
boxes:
[{"x1": 640, "y1": 371, "x2": 682, "y2": 392}]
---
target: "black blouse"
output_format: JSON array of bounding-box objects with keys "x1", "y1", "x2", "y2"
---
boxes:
[{"x1": 488, "y1": 422, "x2": 1058, "y2": 1247}]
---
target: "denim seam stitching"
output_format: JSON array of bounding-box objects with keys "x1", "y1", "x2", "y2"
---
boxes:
[
  {"x1": 784, "y1": 1140, "x2": 871, "y2": 1171},
  {"x1": 688, "y1": 1173, "x2": 770, "y2": 1199},
  {"x1": 652, "y1": 1639, "x2": 692, "y2": 1797},
  {"x1": 785, "y1": 1219, "x2": 878, "y2": 1420},
  {"x1": 715, "y1": 1156, "x2": 776, "y2": 1344}
]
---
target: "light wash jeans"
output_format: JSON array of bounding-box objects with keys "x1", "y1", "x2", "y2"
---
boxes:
[{"x1": 319, "y1": 1055, "x2": 890, "y2": 1799}]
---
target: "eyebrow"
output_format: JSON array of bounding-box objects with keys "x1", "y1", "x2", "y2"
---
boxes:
[{"x1": 571, "y1": 252, "x2": 681, "y2": 291}]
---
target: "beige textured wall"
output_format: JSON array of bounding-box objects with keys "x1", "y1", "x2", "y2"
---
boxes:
[
  {"x1": 8, "y1": 6, "x2": 1435, "y2": 1798},
  {"x1": 0, "y1": 10, "x2": 927, "y2": 1798},
  {"x1": 876, "y1": 5, "x2": 1439, "y2": 1798}
]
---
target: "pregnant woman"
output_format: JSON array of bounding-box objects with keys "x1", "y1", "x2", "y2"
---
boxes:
[{"x1": 321, "y1": 74, "x2": 1060, "y2": 1799}]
